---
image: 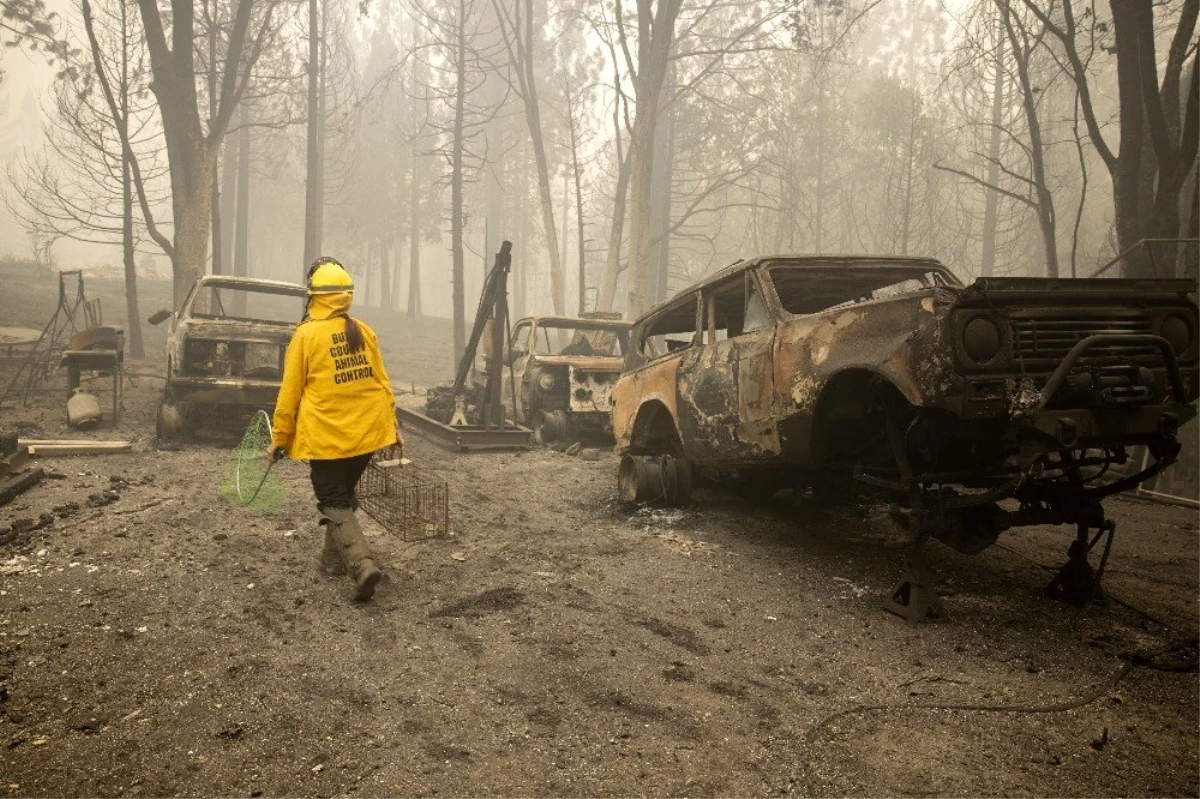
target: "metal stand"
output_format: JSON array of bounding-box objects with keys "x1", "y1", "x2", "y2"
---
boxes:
[
  {"x1": 884, "y1": 545, "x2": 945, "y2": 621},
  {"x1": 404, "y1": 242, "x2": 532, "y2": 451},
  {"x1": 0, "y1": 271, "x2": 101, "y2": 409},
  {"x1": 879, "y1": 400, "x2": 944, "y2": 621},
  {"x1": 882, "y1": 499, "x2": 945, "y2": 622},
  {"x1": 1045, "y1": 518, "x2": 1115, "y2": 606}
]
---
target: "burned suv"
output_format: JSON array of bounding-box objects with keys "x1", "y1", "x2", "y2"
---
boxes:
[
  {"x1": 612, "y1": 255, "x2": 1197, "y2": 616},
  {"x1": 151, "y1": 276, "x2": 307, "y2": 438},
  {"x1": 506, "y1": 315, "x2": 631, "y2": 445}
]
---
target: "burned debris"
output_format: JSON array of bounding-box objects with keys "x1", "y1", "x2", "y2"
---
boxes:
[{"x1": 0, "y1": 271, "x2": 124, "y2": 429}]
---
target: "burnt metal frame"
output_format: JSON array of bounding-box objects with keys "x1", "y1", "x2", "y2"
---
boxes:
[
  {"x1": 0, "y1": 271, "x2": 103, "y2": 409},
  {"x1": 403, "y1": 241, "x2": 533, "y2": 452}
]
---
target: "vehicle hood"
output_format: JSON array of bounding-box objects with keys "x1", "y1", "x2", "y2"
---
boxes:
[
  {"x1": 531, "y1": 355, "x2": 624, "y2": 372},
  {"x1": 952, "y1": 277, "x2": 1196, "y2": 307}
]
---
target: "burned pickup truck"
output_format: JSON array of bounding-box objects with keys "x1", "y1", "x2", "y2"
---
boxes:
[
  {"x1": 612, "y1": 255, "x2": 1197, "y2": 618},
  {"x1": 150, "y1": 275, "x2": 307, "y2": 439},
  {"x1": 506, "y1": 315, "x2": 631, "y2": 445}
]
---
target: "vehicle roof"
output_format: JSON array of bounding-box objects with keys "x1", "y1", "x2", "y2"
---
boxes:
[
  {"x1": 639, "y1": 253, "x2": 954, "y2": 317},
  {"x1": 516, "y1": 315, "x2": 632, "y2": 329},
  {"x1": 196, "y1": 275, "x2": 307, "y2": 294}
]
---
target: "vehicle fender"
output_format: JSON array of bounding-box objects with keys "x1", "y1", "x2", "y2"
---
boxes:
[
  {"x1": 777, "y1": 294, "x2": 954, "y2": 415},
  {"x1": 612, "y1": 357, "x2": 683, "y2": 454}
]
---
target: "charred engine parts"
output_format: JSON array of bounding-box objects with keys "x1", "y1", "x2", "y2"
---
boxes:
[{"x1": 877, "y1": 443, "x2": 1172, "y2": 621}]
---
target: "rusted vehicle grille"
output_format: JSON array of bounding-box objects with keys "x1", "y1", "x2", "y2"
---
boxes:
[{"x1": 1010, "y1": 312, "x2": 1156, "y2": 369}]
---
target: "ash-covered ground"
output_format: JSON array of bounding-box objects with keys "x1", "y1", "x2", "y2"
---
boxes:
[{"x1": 2, "y1": 264, "x2": 1197, "y2": 797}]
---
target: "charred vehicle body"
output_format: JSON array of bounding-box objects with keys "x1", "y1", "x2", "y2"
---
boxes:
[
  {"x1": 151, "y1": 276, "x2": 308, "y2": 438},
  {"x1": 506, "y1": 315, "x2": 632, "y2": 445},
  {"x1": 612, "y1": 255, "x2": 1198, "y2": 618}
]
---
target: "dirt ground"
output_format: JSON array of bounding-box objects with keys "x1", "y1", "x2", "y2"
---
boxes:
[{"x1": 1, "y1": 265, "x2": 1198, "y2": 798}]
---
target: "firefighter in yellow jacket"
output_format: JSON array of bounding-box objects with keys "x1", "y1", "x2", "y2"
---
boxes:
[{"x1": 268, "y1": 257, "x2": 400, "y2": 601}]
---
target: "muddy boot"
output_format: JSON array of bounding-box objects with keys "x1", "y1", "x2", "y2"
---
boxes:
[
  {"x1": 316, "y1": 519, "x2": 347, "y2": 577},
  {"x1": 324, "y1": 507, "x2": 382, "y2": 601}
]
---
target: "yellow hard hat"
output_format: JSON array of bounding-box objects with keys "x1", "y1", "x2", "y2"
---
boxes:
[{"x1": 306, "y1": 257, "x2": 354, "y2": 294}]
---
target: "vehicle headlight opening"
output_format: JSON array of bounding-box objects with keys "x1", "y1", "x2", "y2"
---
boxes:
[
  {"x1": 962, "y1": 315, "x2": 1002, "y2": 364},
  {"x1": 537, "y1": 371, "x2": 557, "y2": 391},
  {"x1": 1160, "y1": 313, "x2": 1193, "y2": 356}
]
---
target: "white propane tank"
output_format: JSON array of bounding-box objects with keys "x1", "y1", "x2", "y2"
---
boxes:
[{"x1": 67, "y1": 388, "x2": 102, "y2": 429}]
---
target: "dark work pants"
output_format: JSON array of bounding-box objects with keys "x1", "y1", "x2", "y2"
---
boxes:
[{"x1": 309, "y1": 453, "x2": 373, "y2": 512}]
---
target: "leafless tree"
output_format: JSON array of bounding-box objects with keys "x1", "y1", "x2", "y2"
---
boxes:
[
  {"x1": 409, "y1": 0, "x2": 506, "y2": 361},
  {"x1": 5, "y1": 0, "x2": 172, "y2": 356},
  {"x1": 135, "y1": 0, "x2": 297, "y2": 306},
  {"x1": 1018, "y1": 0, "x2": 1198, "y2": 277}
]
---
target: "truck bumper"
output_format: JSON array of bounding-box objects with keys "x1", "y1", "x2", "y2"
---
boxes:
[
  {"x1": 1019, "y1": 402, "x2": 1195, "y2": 450},
  {"x1": 167, "y1": 376, "x2": 282, "y2": 406}
]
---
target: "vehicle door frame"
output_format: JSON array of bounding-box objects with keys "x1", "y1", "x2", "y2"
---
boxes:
[
  {"x1": 507, "y1": 318, "x2": 534, "y2": 422},
  {"x1": 676, "y1": 268, "x2": 781, "y2": 464}
]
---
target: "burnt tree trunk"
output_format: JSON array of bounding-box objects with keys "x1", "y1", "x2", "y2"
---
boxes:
[
  {"x1": 980, "y1": 7, "x2": 1005, "y2": 278},
  {"x1": 407, "y1": 146, "x2": 423, "y2": 320},
  {"x1": 234, "y1": 107, "x2": 250, "y2": 279},
  {"x1": 624, "y1": 0, "x2": 682, "y2": 317},
  {"x1": 379, "y1": 238, "x2": 393, "y2": 313},
  {"x1": 450, "y1": 0, "x2": 467, "y2": 362},
  {"x1": 302, "y1": 0, "x2": 321, "y2": 269},
  {"x1": 119, "y1": 0, "x2": 143, "y2": 357}
]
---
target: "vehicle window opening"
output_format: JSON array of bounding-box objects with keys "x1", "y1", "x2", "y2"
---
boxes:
[
  {"x1": 210, "y1": 288, "x2": 228, "y2": 318},
  {"x1": 744, "y1": 278, "x2": 771, "y2": 333},
  {"x1": 703, "y1": 274, "x2": 770, "y2": 343},
  {"x1": 187, "y1": 284, "x2": 306, "y2": 325},
  {"x1": 641, "y1": 296, "x2": 699, "y2": 358},
  {"x1": 769, "y1": 266, "x2": 950, "y2": 316},
  {"x1": 529, "y1": 322, "x2": 627, "y2": 357},
  {"x1": 510, "y1": 322, "x2": 531, "y2": 354}
]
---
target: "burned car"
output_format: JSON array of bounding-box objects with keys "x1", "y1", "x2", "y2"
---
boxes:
[
  {"x1": 612, "y1": 255, "x2": 1198, "y2": 617},
  {"x1": 150, "y1": 275, "x2": 307, "y2": 438},
  {"x1": 505, "y1": 315, "x2": 632, "y2": 444}
]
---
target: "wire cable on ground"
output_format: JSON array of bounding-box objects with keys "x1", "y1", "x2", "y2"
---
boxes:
[{"x1": 799, "y1": 637, "x2": 1197, "y2": 794}]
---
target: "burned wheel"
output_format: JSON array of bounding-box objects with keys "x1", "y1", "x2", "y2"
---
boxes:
[
  {"x1": 618, "y1": 454, "x2": 692, "y2": 507},
  {"x1": 532, "y1": 409, "x2": 569, "y2": 446},
  {"x1": 156, "y1": 397, "x2": 185, "y2": 440}
]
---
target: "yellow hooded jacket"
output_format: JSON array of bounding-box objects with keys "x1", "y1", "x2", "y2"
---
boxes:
[{"x1": 270, "y1": 291, "x2": 398, "y2": 460}]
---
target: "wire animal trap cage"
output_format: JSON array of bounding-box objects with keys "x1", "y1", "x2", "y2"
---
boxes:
[{"x1": 358, "y1": 449, "x2": 450, "y2": 541}]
